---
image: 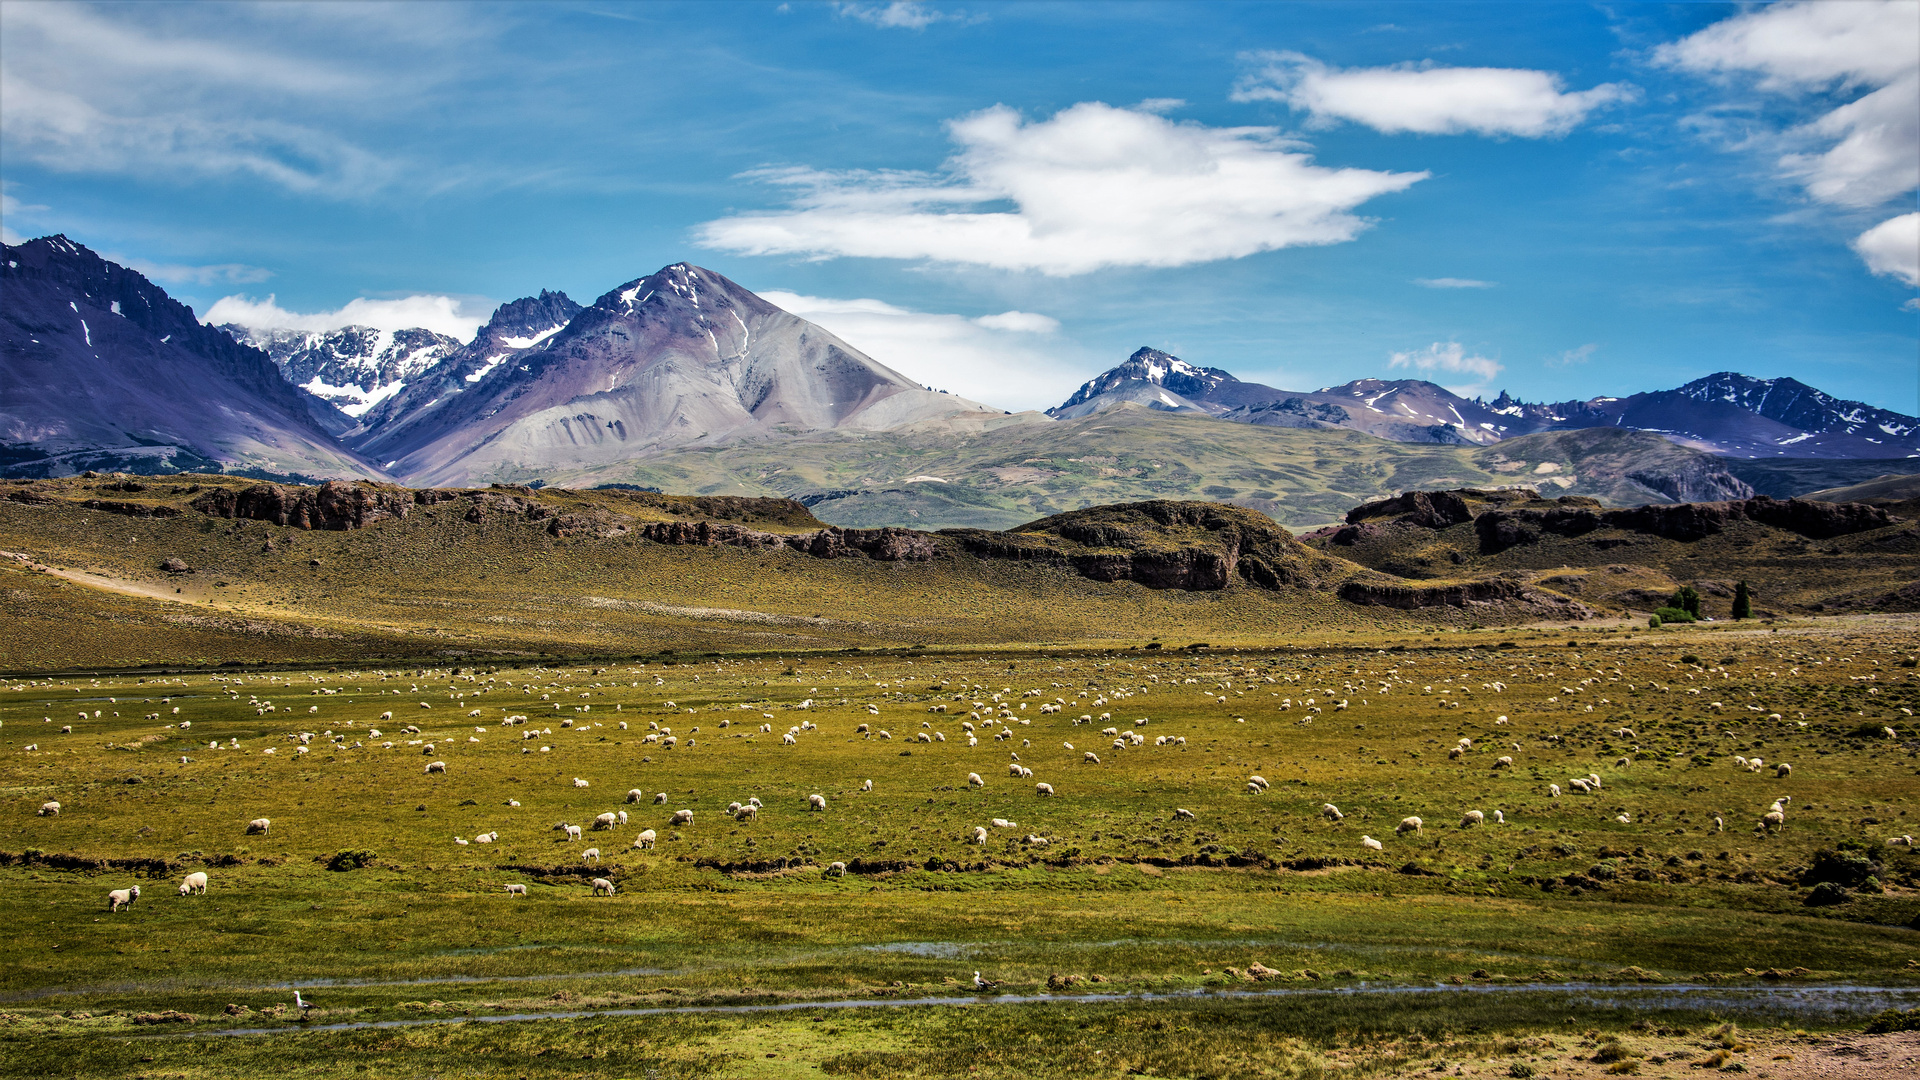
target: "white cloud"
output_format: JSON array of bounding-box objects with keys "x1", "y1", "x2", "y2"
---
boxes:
[
  {"x1": 760, "y1": 290, "x2": 1084, "y2": 411},
  {"x1": 1414, "y1": 277, "x2": 1496, "y2": 289},
  {"x1": 0, "y1": 188, "x2": 49, "y2": 245},
  {"x1": 833, "y1": 2, "x2": 967, "y2": 29},
  {"x1": 698, "y1": 102, "x2": 1427, "y2": 276},
  {"x1": 1233, "y1": 52, "x2": 1635, "y2": 137},
  {"x1": 1658, "y1": 1, "x2": 1918, "y2": 216},
  {"x1": 203, "y1": 292, "x2": 485, "y2": 342},
  {"x1": 1547, "y1": 343, "x2": 1598, "y2": 368},
  {"x1": 1388, "y1": 341, "x2": 1502, "y2": 394},
  {"x1": 1853, "y1": 213, "x2": 1920, "y2": 288},
  {"x1": 109, "y1": 256, "x2": 273, "y2": 287}
]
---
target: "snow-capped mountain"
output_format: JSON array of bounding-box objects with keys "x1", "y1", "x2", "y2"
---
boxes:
[
  {"x1": 0, "y1": 236, "x2": 384, "y2": 479},
  {"x1": 351, "y1": 263, "x2": 1011, "y2": 486},
  {"x1": 1052, "y1": 351, "x2": 1920, "y2": 458},
  {"x1": 220, "y1": 323, "x2": 463, "y2": 421},
  {"x1": 347, "y1": 290, "x2": 583, "y2": 441}
]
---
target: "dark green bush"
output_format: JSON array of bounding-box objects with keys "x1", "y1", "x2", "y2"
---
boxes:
[
  {"x1": 1654, "y1": 607, "x2": 1696, "y2": 625},
  {"x1": 326, "y1": 849, "x2": 378, "y2": 872}
]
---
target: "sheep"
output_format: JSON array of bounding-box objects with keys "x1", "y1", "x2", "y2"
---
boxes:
[
  {"x1": 1776, "y1": 763, "x2": 1792, "y2": 778},
  {"x1": 379, "y1": 711, "x2": 393, "y2": 721},
  {"x1": 969, "y1": 772, "x2": 985, "y2": 788},
  {"x1": 1713, "y1": 815, "x2": 1725, "y2": 833},
  {"x1": 1448, "y1": 747, "x2": 1464, "y2": 760},
  {"x1": 634, "y1": 829, "x2": 657, "y2": 849},
  {"x1": 861, "y1": 779, "x2": 873, "y2": 792},
  {"x1": 1548, "y1": 784, "x2": 1562, "y2": 798},
  {"x1": 654, "y1": 792, "x2": 668, "y2": 804},
  {"x1": 970, "y1": 826, "x2": 988, "y2": 844},
  {"x1": 178, "y1": 871, "x2": 208, "y2": 896},
  {"x1": 825, "y1": 861, "x2": 847, "y2": 878},
  {"x1": 1025, "y1": 834, "x2": 1050, "y2": 847},
  {"x1": 1886, "y1": 727, "x2": 1900, "y2": 740},
  {"x1": 564, "y1": 824, "x2": 583, "y2": 842},
  {"x1": 992, "y1": 817, "x2": 1016, "y2": 829},
  {"x1": 748, "y1": 797, "x2": 762, "y2": 810},
  {"x1": 1035, "y1": 782, "x2": 1054, "y2": 796},
  {"x1": 1888, "y1": 835, "x2": 1914, "y2": 848},
  {"x1": 246, "y1": 818, "x2": 271, "y2": 835},
  {"x1": 1173, "y1": 808, "x2": 1196, "y2": 822},
  {"x1": 425, "y1": 760, "x2": 446, "y2": 774},
  {"x1": 727, "y1": 801, "x2": 742, "y2": 816},
  {"x1": 591, "y1": 877, "x2": 616, "y2": 896},
  {"x1": 504, "y1": 883, "x2": 528, "y2": 897},
  {"x1": 475, "y1": 831, "x2": 499, "y2": 843},
  {"x1": 1248, "y1": 776, "x2": 1269, "y2": 792},
  {"x1": 1361, "y1": 836, "x2": 1384, "y2": 852},
  {"x1": 1493, "y1": 810, "x2": 1505, "y2": 825},
  {"x1": 1569, "y1": 778, "x2": 1592, "y2": 794},
  {"x1": 592, "y1": 812, "x2": 617, "y2": 831},
  {"x1": 877, "y1": 730, "x2": 891, "y2": 740},
  {"x1": 36, "y1": 801, "x2": 58, "y2": 817},
  {"x1": 1460, "y1": 810, "x2": 1485, "y2": 828},
  {"x1": 671, "y1": 809, "x2": 694, "y2": 826},
  {"x1": 856, "y1": 723, "x2": 869, "y2": 734},
  {"x1": 626, "y1": 789, "x2": 645, "y2": 804},
  {"x1": 1762, "y1": 809, "x2": 1785, "y2": 833},
  {"x1": 1396, "y1": 816, "x2": 1423, "y2": 835},
  {"x1": 783, "y1": 732, "x2": 798, "y2": 745},
  {"x1": 582, "y1": 848, "x2": 601, "y2": 864},
  {"x1": 1321, "y1": 803, "x2": 1344, "y2": 822},
  {"x1": 573, "y1": 778, "x2": 590, "y2": 788},
  {"x1": 107, "y1": 885, "x2": 140, "y2": 912},
  {"x1": 617, "y1": 810, "x2": 629, "y2": 826},
  {"x1": 1083, "y1": 752, "x2": 1100, "y2": 764},
  {"x1": 809, "y1": 794, "x2": 827, "y2": 812},
  {"x1": 1494, "y1": 756, "x2": 1514, "y2": 769}
]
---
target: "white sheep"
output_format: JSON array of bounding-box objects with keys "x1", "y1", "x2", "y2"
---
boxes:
[
  {"x1": 591, "y1": 877, "x2": 616, "y2": 895},
  {"x1": 564, "y1": 824, "x2": 583, "y2": 842},
  {"x1": 1361, "y1": 836, "x2": 1383, "y2": 851},
  {"x1": 1321, "y1": 803, "x2": 1343, "y2": 822},
  {"x1": 504, "y1": 883, "x2": 528, "y2": 897},
  {"x1": 861, "y1": 779, "x2": 873, "y2": 792},
  {"x1": 969, "y1": 772, "x2": 985, "y2": 788},
  {"x1": 1493, "y1": 810, "x2": 1505, "y2": 824},
  {"x1": 379, "y1": 711, "x2": 393, "y2": 721},
  {"x1": 970, "y1": 826, "x2": 988, "y2": 844},
  {"x1": 425, "y1": 760, "x2": 446, "y2": 774},
  {"x1": 178, "y1": 871, "x2": 208, "y2": 896},
  {"x1": 573, "y1": 778, "x2": 590, "y2": 788},
  {"x1": 1762, "y1": 809, "x2": 1785, "y2": 833},
  {"x1": 107, "y1": 885, "x2": 140, "y2": 912},
  {"x1": 1775, "y1": 763, "x2": 1792, "y2": 778},
  {"x1": 36, "y1": 801, "x2": 59, "y2": 817},
  {"x1": 1460, "y1": 810, "x2": 1485, "y2": 828},
  {"x1": 991, "y1": 817, "x2": 1016, "y2": 829},
  {"x1": 1248, "y1": 776, "x2": 1269, "y2": 792},
  {"x1": 475, "y1": 831, "x2": 499, "y2": 843},
  {"x1": 1173, "y1": 808, "x2": 1196, "y2": 822},
  {"x1": 626, "y1": 789, "x2": 645, "y2": 804},
  {"x1": 1083, "y1": 751, "x2": 1100, "y2": 764},
  {"x1": 671, "y1": 809, "x2": 694, "y2": 826},
  {"x1": 246, "y1": 818, "x2": 271, "y2": 835},
  {"x1": 1494, "y1": 756, "x2": 1514, "y2": 769},
  {"x1": 582, "y1": 848, "x2": 601, "y2": 863},
  {"x1": 654, "y1": 792, "x2": 668, "y2": 804},
  {"x1": 808, "y1": 794, "x2": 827, "y2": 812},
  {"x1": 1396, "y1": 816, "x2": 1423, "y2": 835},
  {"x1": 1035, "y1": 782, "x2": 1054, "y2": 796},
  {"x1": 1888, "y1": 835, "x2": 1914, "y2": 848},
  {"x1": 825, "y1": 861, "x2": 848, "y2": 877},
  {"x1": 590, "y1": 812, "x2": 616, "y2": 831},
  {"x1": 1548, "y1": 784, "x2": 1561, "y2": 798},
  {"x1": 634, "y1": 829, "x2": 657, "y2": 849}
]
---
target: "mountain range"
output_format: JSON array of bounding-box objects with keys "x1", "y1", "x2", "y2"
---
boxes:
[{"x1": 3, "y1": 234, "x2": 1913, "y2": 525}]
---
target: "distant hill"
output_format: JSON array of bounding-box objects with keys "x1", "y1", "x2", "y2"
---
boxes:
[{"x1": 1805, "y1": 473, "x2": 1920, "y2": 504}]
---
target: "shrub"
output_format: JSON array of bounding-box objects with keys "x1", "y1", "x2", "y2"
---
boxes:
[
  {"x1": 1805, "y1": 881, "x2": 1850, "y2": 906},
  {"x1": 1508, "y1": 1064, "x2": 1536, "y2": 1078},
  {"x1": 1731, "y1": 581, "x2": 1752, "y2": 620},
  {"x1": 1669, "y1": 585, "x2": 1702, "y2": 618},
  {"x1": 1803, "y1": 849, "x2": 1878, "y2": 888},
  {"x1": 1648, "y1": 615, "x2": 1662, "y2": 629},
  {"x1": 1866, "y1": 1007, "x2": 1920, "y2": 1033},
  {"x1": 1654, "y1": 607, "x2": 1696, "y2": 625},
  {"x1": 326, "y1": 849, "x2": 378, "y2": 872}
]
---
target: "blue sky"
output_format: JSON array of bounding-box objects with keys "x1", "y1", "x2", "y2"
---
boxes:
[{"x1": 2, "y1": 0, "x2": 1915, "y2": 413}]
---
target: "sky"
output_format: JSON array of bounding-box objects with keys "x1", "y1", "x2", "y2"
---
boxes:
[{"x1": 1, "y1": 0, "x2": 1915, "y2": 414}]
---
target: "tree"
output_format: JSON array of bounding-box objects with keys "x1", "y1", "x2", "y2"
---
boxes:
[
  {"x1": 1732, "y1": 581, "x2": 1753, "y2": 620},
  {"x1": 1669, "y1": 585, "x2": 1702, "y2": 619}
]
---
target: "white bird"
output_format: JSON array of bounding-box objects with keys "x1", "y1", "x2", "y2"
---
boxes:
[
  {"x1": 973, "y1": 971, "x2": 1000, "y2": 991},
  {"x1": 293, "y1": 990, "x2": 315, "y2": 1014}
]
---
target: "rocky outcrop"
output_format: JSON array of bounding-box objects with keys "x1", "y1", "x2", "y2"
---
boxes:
[
  {"x1": 1345, "y1": 490, "x2": 1484, "y2": 528},
  {"x1": 1477, "y1": 495, "x2": 1899, "y2": 553},
  {"x1": 1337, "y1": 577, "x2": 1597, "y2": 618},
  {"x1": 634, "y1": 520, "x2": 937, "y2": 562},
  {"x1": 189, "y1": 480, "x2": 414, "y2": 530}
]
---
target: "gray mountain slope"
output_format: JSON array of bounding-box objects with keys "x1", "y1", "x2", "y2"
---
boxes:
[
  {"x1": 0, "y1": 236, "x2": 385, "y2": 480},
  {"x1": 357, "y1": 263, "x2": 1016, "y2": 486}
]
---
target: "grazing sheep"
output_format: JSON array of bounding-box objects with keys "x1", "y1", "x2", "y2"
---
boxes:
[
  {"x1": 178, "y1": 872, "x2": 208, "y2": 896},
  {"x1": 970, "y1": 826, "x2": 988, "y2": 844},
  {"x1": 825, "y1": 861, "x2": 847, "y2": 878},
  {"x1": 634, "y1": 829, "x2": 657, "y2": 849},
  {"x1": 1448, "y1": 747, "x2": 1464, "y2": 760},
  {"x1": 1888, "y1": 835, "x2": 1914, "y2": 848},
  {"x1": 425, "y1": 760, "x2": 446, "y2": 774},
  {"x1": 1320, "y1": 803, "x2": 1345, "y2": 823},
  {"x1": 582, "y1": 848, "x2": 600, "y2": 864},
  {"x1": 877, "y1": 730, "x2": 890, "y2": 740},
  {"x1": 1361, "y1": 836, "x2": 1383, "y2": 852},
  {"x1": 1763, "y1": 810, "x2": 1785, "y2": 833},
  {"x1": 1460, "y1": 810, "x2": 1485, "y2": 828},
  {"x1": 591, "y1": 878, "x2": 616, "y2": 896},
  {"x1": 748, "y1": 797, "x2": 763, "y2": 810},
  {"x1": 991, "y1": 818, "x2": 1016, "y2": 829},
  {"x1": 1083, "y1": 751, "x2": 1100, "y2": 764},
  {"x1": 861, "y1": 779, "x2": 873, "y2": 792},
  {"x1": 36, "y1": 801, "x2": 59, "y2": 817},
  {"x1": 1568, "y1": 778, "x2": 1592, "y2": 794},
  {"x1": 808, "y1": 794, "x2": 827, "y2": 812},
  {"x1": 1494, "y1": 756, "x2": 1514, "y2": 769},
  {"x1": 617, "y1": 811, "x2": 629, "y2": 826},
  {"x1": 504, "y1": 883, "x2": 528, "y2": 897},
  {"x1": 1548, "y1": 784, "x2": 1562, "y2": 798},
  {"x1": 246, "y1": 818, "x2": 271, "y2": 835},
  {"x1": 592, "y1": 812, "x2": 617, "y2": 831},
  {"x1": 726, "y1": 801, "x2": 742, "y2": 816},
  {"x1": 969, "y1": 772, "x2": 985, "y2": 788},
  {"x1": 654, "y1": 792, "x2": 668, "y2": 804},
  {"x1": 1493, "y1": 810, "x2": 1505, "y2": 825},
  {"x1": 784, "y1": 732, "x2": 799, "y2": 745},
  {"x1": 735, "y1": 805, "x2": 758, "y2": 822},
  {"x1": 1885, "y1": 727, "x2": 1900, "y2": 740},
  {"x1": 108, "y1": 885, "x2": 140, "y2": 912},
  {"x1": 626, "y1": 789, "x2": 645, "y2": 804},
  {"x1": 564, "y1": 824, "x2": 583, "y2": 842},
  {"x1": 1248, "y1": 776, "x2": 1269, "y2": 792},
  {"x1": 1776, "y1": 763, "x2": 1792, "y2": 778},
  {"x1": 475, "y1": 832, "x2": 499, "y2": 843},
  {"x1": 1713, "y1": 815, "x2": 1725, "y2": 833},
  {"x1": 671, "y1": 809, "x2": 694, "y2": 826},
  {"x1": 1035, "y1": 782, "x2": 1054, "y2": 796},
  {"x1": 379, "y1": 711, "x2": 393, "y2": 721},
  {"x1": 1396, "y1": 816, "x2": 1423, "y2": 835},
  {"x1": 1173, "y1": 808, "x2": 1196, "y2": 822}
]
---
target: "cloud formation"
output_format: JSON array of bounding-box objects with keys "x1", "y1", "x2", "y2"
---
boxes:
[
  {"x1": 203, "y1": 293, "x2": 485, "y2": 342},
  {"x1": 760, "y1": 290, "x2": 1082, "y2": 410},
  {"x1": 833, "y1": 2, "x2": 965, "y2": 30},
  {"x1": 1387, "y1": 341, "x2": 1502, "y2": 393},
  {"x1": 1658, "y1": 2, "x2": 1917, "y2": 211},
  {"x1": 1233, "y1": 52, "x2": 1634, "y2": 137},
  {"x1": 1547, "y1": 343, "x2": 1598, "y2": 368},
  {"x1": 121, "y1": 258, "x2": 274, "y2": 287},
  {"x1": 1414, "y1": 277, "x2": 1496, "y2": 289},
  {"x1": 1853, "y1": 213, "x2": 1919, "y2": 288},
  {"x1": 699, "y1": 102, "x2": 1427, "y2": 275}
]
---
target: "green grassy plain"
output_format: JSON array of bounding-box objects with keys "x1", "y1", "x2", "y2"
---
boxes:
[{"x1": 4, "y1": 615, "x2": 1920, "y2": 1076}]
